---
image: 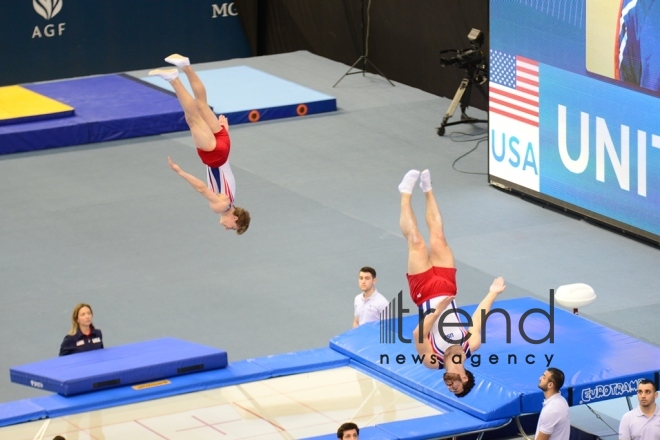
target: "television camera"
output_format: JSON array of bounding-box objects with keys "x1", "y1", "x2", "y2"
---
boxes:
[
  {"x1": 437, "y1": 28, "x2": 488, "y2": 136},
  {"x1": 439, "y1": 28, "x2": 486, "y2": 70}
]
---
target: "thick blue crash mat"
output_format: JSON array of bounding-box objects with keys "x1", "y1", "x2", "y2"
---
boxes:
[
  {"x1": 10, "y1": 337, "x2": 227, "y2": 396},
  {"x1": 331, "y1": 297, "x2": 660, "y2": 420}
]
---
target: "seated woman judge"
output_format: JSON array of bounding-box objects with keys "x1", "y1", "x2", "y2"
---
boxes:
[{"x1": 59, "y1": 303, "x2": 104, "y2": 356}]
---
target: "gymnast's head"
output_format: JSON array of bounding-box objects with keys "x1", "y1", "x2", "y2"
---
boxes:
[
  {"x1": 219, "y1": 206, "x2": 251, "y2": 235},
  {"x1": 443, "y1": 369, "x2": 475, "y2": 397},
  {"x1": 442, "y1": 345, "x2": 476, "y2": 397}
]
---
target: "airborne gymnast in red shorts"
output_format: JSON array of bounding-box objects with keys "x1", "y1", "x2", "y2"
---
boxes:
[
  {"x1": 398, "y1": 169, "x2": 506, "y2": 397},
  {"x1": 150, "y1": 54, "x2": 250, "y2": 235}
]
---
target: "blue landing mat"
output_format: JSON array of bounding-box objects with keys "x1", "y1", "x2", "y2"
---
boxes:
[
  {"x1": 330, "y1": 297, "x2": 660, "y2": 421},
  {"x1": 0, "y1": 74, "x2": 186, "y2": 155},
  {"x1": 0, "y1": 347, "x2": 511, "y2": 440},
  {"x1": 10, "y1": 337, "x2": 227, "y2": 396},
  {"x1": 0, "y1": 347, "x2": 347, "y2": 427},
  {"x1": 140, "y1": 65, "x2": 337, "y2": 124},
  {"x1": 0, "y1": 67, "x2": 337, "y2": 155}
]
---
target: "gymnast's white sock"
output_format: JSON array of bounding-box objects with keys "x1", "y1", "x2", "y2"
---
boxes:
[
  {"x1": 398, "y1": 169, "x2": 421, "y2": 194},
  {"x1": 420, "y1": 169, "x2": 432, "y2": 192},
  {"x1": 148, "y1": 68, "x2": 179, "y2": 82},
  {"x1": 165, "y1": 54, "x2": 190, "y2": 67}
]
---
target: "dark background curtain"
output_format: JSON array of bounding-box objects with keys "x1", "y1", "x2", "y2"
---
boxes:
[
  {"x1": 235, "y1": 0, "x2": 489, "y2": 111},
  {"x1": 0, "y1": 0, "x2": 252, "y2": 86}
]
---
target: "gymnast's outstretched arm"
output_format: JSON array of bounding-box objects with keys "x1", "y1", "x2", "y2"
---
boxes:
[
  {"x1": 467, "y1": 277, "x2": 506, "y2": 352},
  {"x1": 168, "y1": 157, "x2": 231, "y2": 214}
]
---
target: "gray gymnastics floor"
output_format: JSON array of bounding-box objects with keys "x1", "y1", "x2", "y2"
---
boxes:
[{"x1": 1, "y1": 51, "x2": 659, "y2": 405}]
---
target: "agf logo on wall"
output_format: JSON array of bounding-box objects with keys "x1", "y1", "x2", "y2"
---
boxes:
[
  {"x1": 32, "y1": 0, "x2": 66, "y2": 38},
  {"x1": 34, "y1": 0, "x2": 62, "y2": 20}
]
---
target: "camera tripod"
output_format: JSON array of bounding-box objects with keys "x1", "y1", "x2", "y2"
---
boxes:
[
  {"x1": 333, "y1": 0, "x2": 394, "y2": 87},
  {"x1": 437, "y1": 65, "x2": 488, "y2": 136}
]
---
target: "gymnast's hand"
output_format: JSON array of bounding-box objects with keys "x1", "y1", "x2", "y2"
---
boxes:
[
  {"x1": 434, "y1": 295, "x2": 456, "y2": 313},
  {"x1": 218, "y1": 115, "x2": 229, "y2": 132},
  {"x1": 168, "y1": 156, "x2": 181, "y2": 173},
  {"x1": 489, "y1": 277, "x2": 506, "y2": 295}
]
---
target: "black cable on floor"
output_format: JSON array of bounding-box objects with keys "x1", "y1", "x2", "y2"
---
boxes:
[{"x1": 448, "y1": 130, "x2": 488, "y2": 175}]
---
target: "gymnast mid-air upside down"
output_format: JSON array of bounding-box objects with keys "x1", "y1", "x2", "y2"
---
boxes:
[
  {"x1": 150, "y1": 54, "x2": 250, "y2": 235},
  {"x1": 398, "y1": 169, "x2": 506, "y2": 397}
]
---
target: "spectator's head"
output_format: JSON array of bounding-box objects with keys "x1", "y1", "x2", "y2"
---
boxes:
[
  {"x1": 547, "y1": 368, "x2": 565, "y2": 390},
  {"x1": 337, "y1": 422, "x2": 359, "y2": 439},
  {"x1": 69, "y1": 303, "x2": 94, "y2": 336},
  {"x1": 637, "y1": 379, "x2": 658, "y2": 409},
  {"x1": 358, "y1": 267, "x2": 377, "y2": 293},
  {"x1": 538, "y1": 368, "x2": 565, "y2": 393}
]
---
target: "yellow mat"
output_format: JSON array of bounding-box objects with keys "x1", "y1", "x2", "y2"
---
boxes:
[{"x1": 0, "y1": 85, "x2": 74, "y2": 124}]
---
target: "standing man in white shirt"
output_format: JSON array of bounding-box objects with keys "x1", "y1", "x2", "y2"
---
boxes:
[
  {"x1": 353, "y1": 267, "x2": 389, "y2": 328},
  {"x1": 536, "y1": 368, "x2": 571, "y2": 440},
  {"x1": 619, "y1": 379, "x2": 660, "y2": 440}
]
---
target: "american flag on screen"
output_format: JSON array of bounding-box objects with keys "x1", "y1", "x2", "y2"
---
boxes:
[{"x1": 489, "y1": 50, "x2": 539, "y2": 127}]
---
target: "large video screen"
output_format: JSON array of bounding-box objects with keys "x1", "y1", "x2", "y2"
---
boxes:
[{"x1": 488, "y1": 0, "x2": 660, "y2": 244}]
